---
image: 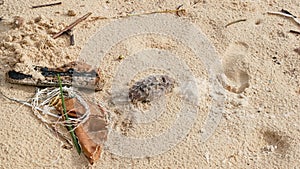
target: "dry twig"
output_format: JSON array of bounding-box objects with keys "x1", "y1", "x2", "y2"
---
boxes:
[
  {"x1": 267, "y1": 9, "x2": 300, "y2": 25},
  {"x1": 52, "y1": 12, "x2": 92, "y2": 39},
  {"x1": 32, "y1": 2, "x2": 62, "y2": 9},
  {"x1": 290, "y1": 30, "x2": 300, "y2": 35},
  {"x1": 89, "y1": 9, "x2": 186, "y2": 21},
  {"x1": 225, "y1": 18, "x2": 247, "y2": 28},
  {"x1": 280, "y1": 9, "x2": 297, "y2": 18}
]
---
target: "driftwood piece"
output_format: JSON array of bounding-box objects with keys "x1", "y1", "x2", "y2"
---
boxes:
[{"x1": 6, "y1": 61, "x2": 105, "y2": 91}]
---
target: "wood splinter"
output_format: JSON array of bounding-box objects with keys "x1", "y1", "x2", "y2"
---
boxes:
[{"x1": 52, "y1": 12, "x2": 92, "y2": 39}]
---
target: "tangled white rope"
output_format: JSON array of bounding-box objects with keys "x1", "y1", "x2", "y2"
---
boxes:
[{"x1": 31, "y1": 87, "x2": 91, "y2": 129}]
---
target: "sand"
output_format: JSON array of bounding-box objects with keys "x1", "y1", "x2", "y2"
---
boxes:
[{"x1": 0, "y1": 0, "x2": 299, "y2": 168}]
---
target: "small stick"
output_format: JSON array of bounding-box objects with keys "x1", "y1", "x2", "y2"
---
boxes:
[
  {"x1": 115, "y1": 9, "x2": 187, "y2": 19},
  {"x1": 89, "y1": 9, "x2": 186, "y2": 21},
  {"x1": 289, "y1": 30, "x2": 300, "y2": 35},
  {"x1": 144, "y1": 9, "x2": 186, "y2": 15},
  {"x1": 267, "y1": 10, "x2": 300, "y2": 25},
  {"x1": 52, "y1": 12, "x2": 92, "y2": 39},
  {"x1": 280, "y1": 9, "x2": 296, "y2": 18},
  {"x1": 225, "y1": 18, "x2": 247, "y2": 28},
  {"x1": 267, "y1": 11, "x2": 295, "y2": 18},
  {"x1": 32, "y1": 2, "x2": 62, "y2": 9}
]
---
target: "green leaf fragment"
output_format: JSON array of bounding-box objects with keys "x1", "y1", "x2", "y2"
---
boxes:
[{"x1": 57, "y1": 74, "x2": 81, "y2": 154}]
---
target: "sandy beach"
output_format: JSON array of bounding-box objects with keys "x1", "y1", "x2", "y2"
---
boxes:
[{"x1": 0, "y1": 0, "x2": 299, "y2": 168}]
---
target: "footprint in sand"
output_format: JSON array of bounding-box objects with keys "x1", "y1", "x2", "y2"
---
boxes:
[{"x1": 221, "y1": 42, "x2": 250, "y2": 94}]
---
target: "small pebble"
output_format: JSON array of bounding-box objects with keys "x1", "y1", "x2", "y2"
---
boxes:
[
  {"x1": 255, "y1": 19, "x2": 262, "y2": 25},
  {"x1": 67, "y1": 10, "x2": 76, "y2": 16},
  {"x1": 13, "y1": 16, "x2": 24, "y2": 28},
  {"x1": 5, "y1": 35, "x2": 13, "y2": 42},
  {"x1": 47, "y1": 28, "x2": 59, "y2": 34},
  {"x1": 118, "y1": 55, "x2": 125, "y2": 60},
  {"x1": 34, "y1": 16, "x2": 43, "y2": 23},
  {"x1": 294, "y1": 47, "x2": 300, "y2": 55}
]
